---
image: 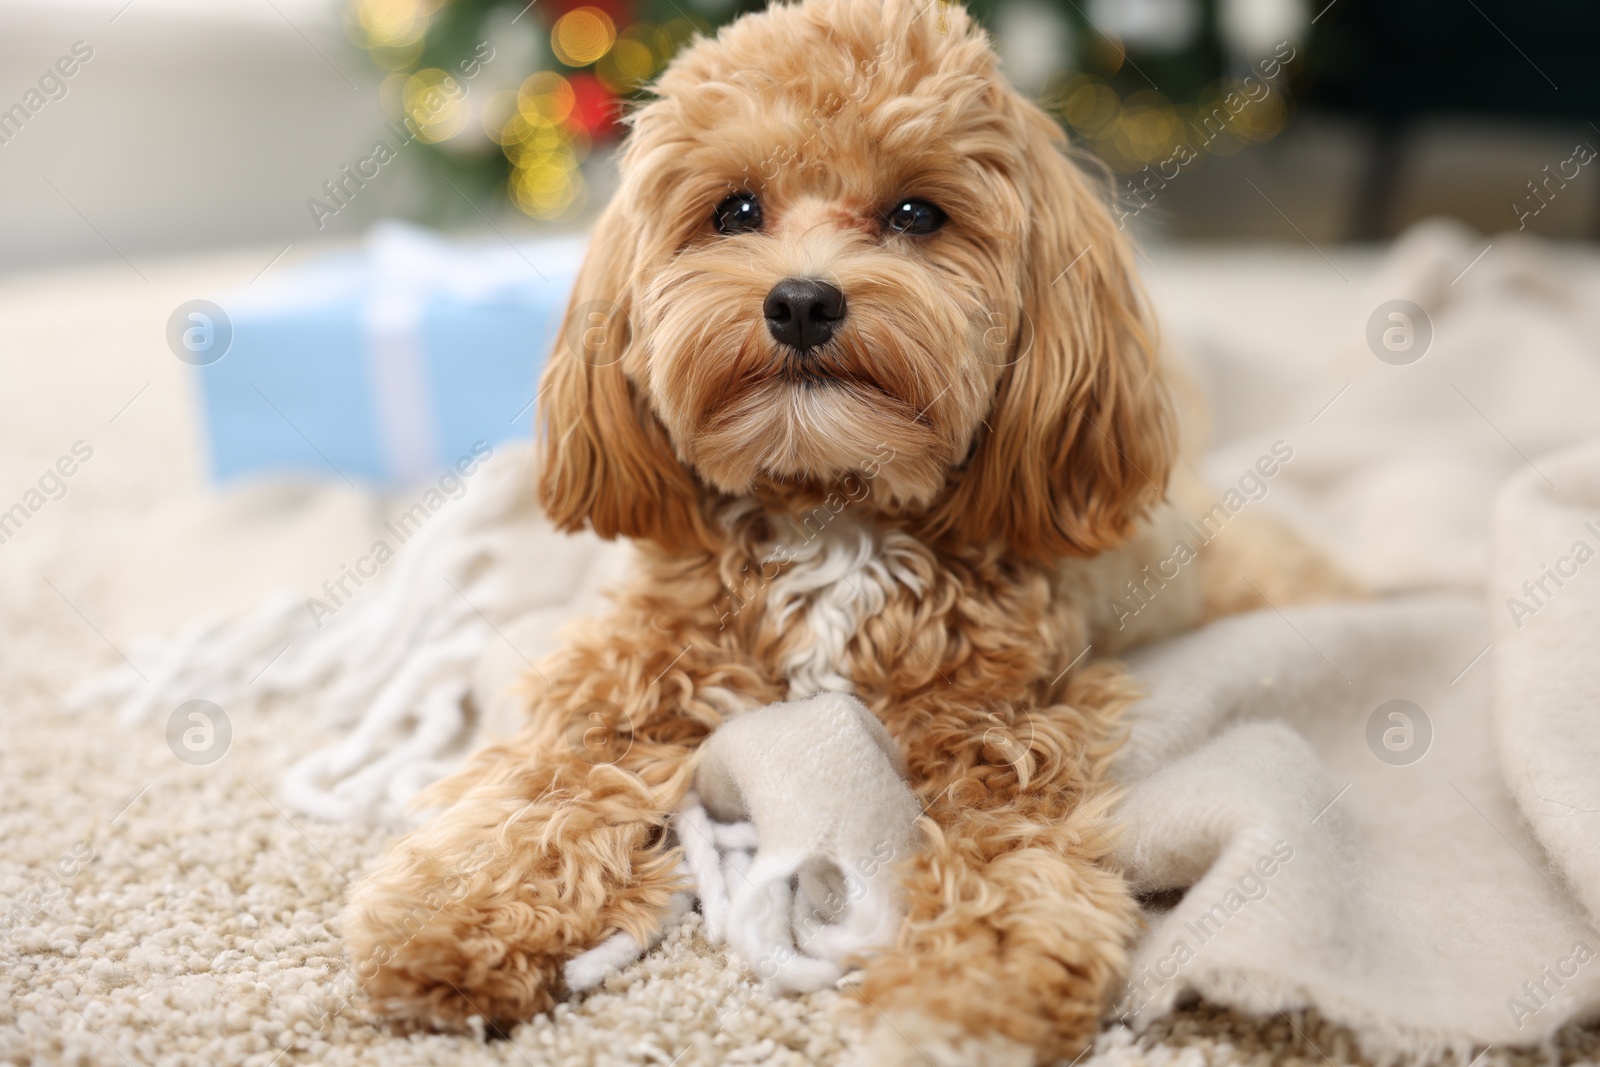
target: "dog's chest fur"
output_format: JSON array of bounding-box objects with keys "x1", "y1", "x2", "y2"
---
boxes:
[{"x1": 757, "y1": 515, "x2": 925, "y2": 699}]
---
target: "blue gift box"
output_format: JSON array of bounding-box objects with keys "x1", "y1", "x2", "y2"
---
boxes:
[{"x1": 196, "y1": 223, "x2": 585, "y2": 486}]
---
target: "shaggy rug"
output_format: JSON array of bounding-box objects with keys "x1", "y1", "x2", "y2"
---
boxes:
[{"x1": 4, "y1": 240, "x2": 1599, "y2": 1067}]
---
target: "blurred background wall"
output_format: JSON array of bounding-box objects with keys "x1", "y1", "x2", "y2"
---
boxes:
[{"x1": 0, "y1": 0, "x2": 1595, "y2": 276}]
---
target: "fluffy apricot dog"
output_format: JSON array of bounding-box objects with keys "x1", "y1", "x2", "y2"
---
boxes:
[{"x1": 343, "y1": 0, "x2": 1216, "y2": 1062}]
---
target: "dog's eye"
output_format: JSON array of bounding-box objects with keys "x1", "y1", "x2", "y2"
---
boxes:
[
  {"x1": 713, "y1": 193, "x2": 763, "y2": 235},
  {"x1": 886, "y1": 199, "x2": 946, "y2": 235}
]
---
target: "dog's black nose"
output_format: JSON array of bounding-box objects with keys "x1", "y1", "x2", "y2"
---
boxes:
[{"x1": 763, "y1": 277, "x2": 846, "y2": 353}]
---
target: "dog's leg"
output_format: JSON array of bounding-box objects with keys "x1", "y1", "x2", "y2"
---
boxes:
[
  {"x1": 853, "y1": 663, "x2": 1140, "y2": 1066},
  {"x1": 341, "y1": 623, "x2": 775, "y2": 1030},
  {"x1": 1197, "y1": 507, "x2": 1366, "y2": 618}
]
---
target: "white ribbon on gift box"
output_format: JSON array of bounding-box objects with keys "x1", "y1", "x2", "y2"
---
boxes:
[{"x1": 360, "y1": 222, "x2": 585, "y2": 485}]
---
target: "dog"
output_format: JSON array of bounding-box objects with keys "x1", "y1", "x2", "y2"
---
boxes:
[{"x1": 340, "y1": 0, "x2": 1335, "y2": 1062}]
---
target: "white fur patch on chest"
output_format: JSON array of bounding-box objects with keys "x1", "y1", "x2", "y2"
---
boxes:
[{"x1": 763, "y1": 515, "x2": 924, "y2": 699}]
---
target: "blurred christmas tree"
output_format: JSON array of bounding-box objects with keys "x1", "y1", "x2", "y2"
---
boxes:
[{"x1": 344, "y1": 0, "x2": 1311, "y2": 223}]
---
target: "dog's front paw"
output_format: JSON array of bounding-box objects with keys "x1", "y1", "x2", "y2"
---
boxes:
[
  {"x1": 342, "y1": 882, "x2": 566, "y2": 1031},
  {"x1": 338, "y1": 770, "x2": 681, "y2": 1031},
  {"x1": 851, "y1": 1012, "x2": 1039, "y2": 1067}
]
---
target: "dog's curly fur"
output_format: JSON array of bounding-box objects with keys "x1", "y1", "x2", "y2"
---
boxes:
[{"x1": 341, "y1": 1, "x2": 1224, "y2": 1061}]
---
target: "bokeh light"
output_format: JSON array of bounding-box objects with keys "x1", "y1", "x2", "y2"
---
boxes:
[
  {"x1": 481, "y1": 90, "x2": 522, "y2": 145},
  {"x1": 551, "y1": 8, "x2": 618, "y2": 68},
  {"x1": 1232, "y1": 87, "x2": 1289, "y2": 144},
  {"x1": 1114, "y1": 90, "x2": 1182, "y2": 165},
  {"x1": 351, "y1": 0, "x2": 430, "y2": 46},
  {"x1": 512, "y1": 156, "x2": 584, "y2": 220},
  {"x1": 403, "y1": 68, "x2": 470, "y2": 143},
  {"x1": 504, "y1": 118, "x2": 590, "y2": 168},
  {"x1": 499, "y1": 70, "x2": 597, "y2": 220},
  {"x1": 517, "y1": 71, "x2": 577, "y2": 126},
  {"x1": 596, "y1": 30, "x2": 657, "y2": 93},
  {"x1": 348, "y1": 0, "x2": 441, "y2": 69},
  {"x1": 1057, "y1": 74, "x2": 1120, "y2": 136}
]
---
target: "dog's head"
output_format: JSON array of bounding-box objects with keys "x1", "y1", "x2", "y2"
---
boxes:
[{"x1": 538, "y1": 0, "x2": 1173, "y2": 558}]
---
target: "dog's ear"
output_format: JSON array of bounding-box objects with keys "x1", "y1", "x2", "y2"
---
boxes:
[
  {"x1": 537, "y1": 198, "x2": 702, "y2": 544},
  {"x1": 931, "y1": 102, "x2": 1175, "y2": 559}
]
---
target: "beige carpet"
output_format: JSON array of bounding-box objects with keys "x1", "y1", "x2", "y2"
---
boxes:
[{"x1": 3, "y1": 248, "x2": 1597, "y2": 1067}]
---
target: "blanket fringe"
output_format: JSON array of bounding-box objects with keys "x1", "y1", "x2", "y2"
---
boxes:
[{"x1": 69, "y1": 447, "x2": 543, "y2": 823}]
